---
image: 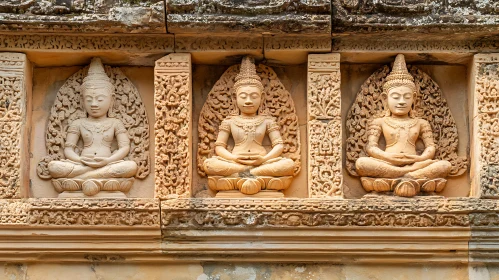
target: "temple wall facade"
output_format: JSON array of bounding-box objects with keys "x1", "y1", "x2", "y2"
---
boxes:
[{"x1": 2, "y1": 0, "x2": 499, "y2": 279}]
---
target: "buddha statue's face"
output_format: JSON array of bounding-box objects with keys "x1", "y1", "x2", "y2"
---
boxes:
[
  {"x1": 387, "y1": 85, "x2": 414, "y2": 117},
  {"x1": 236, "y1": 85, "x2": 262, "y2": 116},
  {"x1": 82, "y1": 87, "x2": 113, "y2": 118}
]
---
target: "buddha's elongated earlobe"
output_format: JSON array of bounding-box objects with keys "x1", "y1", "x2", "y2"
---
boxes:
[{"x1": 108, "y1": 94, "x2": 116, "y2": 118}]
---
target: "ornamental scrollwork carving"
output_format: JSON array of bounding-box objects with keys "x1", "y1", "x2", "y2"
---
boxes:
[
  {"x1": 197, "y1": 63, "x2": 301, "y2": 178},
  {"x1": 36, "y1": 65, "x2": 150, "y2": 180},
  {"x1": 346, "y1": 64, "x2": 467, "y2": 178}
]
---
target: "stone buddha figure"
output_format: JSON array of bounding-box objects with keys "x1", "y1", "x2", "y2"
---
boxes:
[
  {"x1": 355, "y1": 54, "x2": 452, "y2": 197},
  {"x1": 47, "y1": 58, "x2": 138, "y2": 197},
  {"x1": 203, "y1": 57, "x2": 296, "y2": 196}
]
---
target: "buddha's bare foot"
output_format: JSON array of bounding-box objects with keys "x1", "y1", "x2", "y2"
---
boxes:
[{"x1": 239, "y1": 179, "x2": 262, "y2": 195}]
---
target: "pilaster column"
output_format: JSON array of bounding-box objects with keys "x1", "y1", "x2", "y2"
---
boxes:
[
  {"x1": 470, "y1": 54, "x2": 499, "y2": 198},
  {"x1": 154, "y1": 53, "x2": 192, "y2": 198},
  {"x1": 0, "y1": 53, "x2": 31, "y2": 198},
  {"x1": 307, "y1": 53, "x2": 342, "y2": 198}
]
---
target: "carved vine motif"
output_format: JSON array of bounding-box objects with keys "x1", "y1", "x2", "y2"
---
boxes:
[
  {"x1": 0, "y1": 34, "x2": 173, "y2": 52},
  {"x1": 36, "y1": 66, "x2": 150, "y2": 180},
  {"x1": 475, "y1": 62, "x2": 499, "y2": 197},
  {"x1": 0, "y1": 73, "x2": 23, "y2": 198},
  {"x1": 307, "y1": 54, "x2": 343, "y2": 198},
  {"x1": 154, "y1": 55, "x2": 191, "y2": 198},
  {"x1": 308, "y1": 67, "x2": 341, "y2": 119},
  {"x1": 346, "y1": 65, "x2": 467, "y2": 177},
  {"x1": 197, "y1": 63, "x2": 301, "y2": 177},
  {"x1": 309, "y1": 121, "x2": 342, "y2": 197},
  {"x1": 161, "y1": 198, "x2": 499, "y2": 229},
  {"x1": 27, "y1": 199, "x2": 159, "y2": 226}
]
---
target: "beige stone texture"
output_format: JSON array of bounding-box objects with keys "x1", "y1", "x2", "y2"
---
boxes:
[
  {"x1": 192, "y1": 64, "x2": 307, "y2": 198},
  {"x1": 197, "y1": 57, "x2": 301, "y2": 196},
  {"x1": 0, "y1": 262, "x2": 475, "y2": 280},
  {"x1": 0, "y1": 53, "x2": 31, "y2": 198},
  {"x1": 307, "y1": 53, "x2": 342, "y2": 198},
  {"x1": 154, "y1": 54, "x2": 192, "y2": 199},
  {"x1": 264, "y1": 35, "x2": 332, "y2": 65},
  {"x1": 0, "y1": 34, "x2": 173, "y2": 67},
  {"x1": 175, "y1": 35, "x2": 264, "y2": 65},
  {"x1": 342, "y1": 62, "x2": 470, "y2": 198},
  {"x1": 30, "y1": 66, "x2": 155, "y2": 198},
  {"x1": 469, "y1": 54, "x2": 499, "y2": 198},
  {"x1": 23, "y1": 263, "x2": 202, "y2": 280}
]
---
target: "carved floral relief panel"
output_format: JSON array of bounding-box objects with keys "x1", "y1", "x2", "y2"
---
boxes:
[
  {"x1": 307, "y1": 54, "x2": 343, "y2": 198},
  {"x1": 0, "y1": 53, "x2": 30, "y2": 198},
  {"x1": 343, "y1": 61, "x2": 470, "y2": 198},
  {"x1": 30, "y1": 63, "x2": 154, "y2": 198},
  {"x1": 154, "y1": 54, "x2": 192, "y2": 199},
  {"x1": 471, "y1": 54, "x2": 499, "y2": 198},
  {"x1": 196, "y1": 58, "x2": 302, "y2": 198},
  {"x1": 191, "y1": 62, "x2": 307, "y2": 198}
]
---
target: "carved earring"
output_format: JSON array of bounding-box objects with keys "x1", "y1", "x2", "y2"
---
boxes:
[{"x1": 381, "y1": 92, "x2": 390, "y2": 117}]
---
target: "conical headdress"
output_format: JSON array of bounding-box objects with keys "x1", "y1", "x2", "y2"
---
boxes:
[
  {"x1": 234, "y1": 56, "x2": 264, "y2": 92},
  {"x1": 81, "y1": 58, "x2": 114, "y2": 92},
  {"x1": 383, "y1": 54, "x2": 416, "y2": 93}
]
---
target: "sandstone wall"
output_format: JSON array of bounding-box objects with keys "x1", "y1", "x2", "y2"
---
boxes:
[{"x1": 0, "y1": 1, "x2": 499, "y2": 279}]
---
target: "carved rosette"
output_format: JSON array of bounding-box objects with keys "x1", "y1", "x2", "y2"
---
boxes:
[
  {"x1": 197, "y1": 62, "x2": 301, "y2": 177},
  {"x1": 307, "y1": 54, "x2": 343, "y2": 198},
  {"x1": 36, "y1": 62, "x2": 151, "y2": 181},
  {"x1": 154, "y1": 54, "x2": 192, "y2": 199},
  {"x1": 472, "y1": 54, "x2": 499, "y2": 198},
  {"x1": 346, "y1": 64, "x2": 467, "y2": 178},
  {"x1": 0, "y1": 53, "x2": 30, "y2": 199}
]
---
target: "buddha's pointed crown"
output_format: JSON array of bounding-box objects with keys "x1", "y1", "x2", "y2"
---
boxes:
[
  {"x1": 81, "y1": 57, "x2": 113, "y2": 92},
  {"x1": 234, "y1": 56, "x2": 264, "y2": 92},
  {"x1": 383, "y1": 54, "x2": 416, "y2": 93}
]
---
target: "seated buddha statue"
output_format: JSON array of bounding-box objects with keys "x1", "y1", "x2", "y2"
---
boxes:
[
  {"x1": 355, "y1": 54, "x2": 451, "y2": 197},
  {"x1": 47, "y1": 58, "x2": 137, "y2": 196},
  {"x1": 203, "y1": 57, "x2": 295, "y2": 196}
]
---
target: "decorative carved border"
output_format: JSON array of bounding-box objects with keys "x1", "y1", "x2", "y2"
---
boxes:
[
  {"x1": 0, "y1": 197, "x2": 498, "y2": 263},
  {"x1": 161, "y1": 198, "x2": 495, "y2": 229},
  {"x1": 3, "y1": 197, "x2": 497, "y2": 228},
  {"x1": 471, "y1": 54, "x2": 499, "y2": 198},
  {"x1": 264, "y1": 36, "x2": 331, "y2": 52},
  {"x1": 0, "y1": 34, "x2": 174, "y2": 52},
  {"x1": 333, "y1": 39, "x2": 499, "y2": 53},
  {"x1": 0, "y1": 198, "x2": 160, "y2": 227},
  {"x1": 0, "y1": 53, "x2": 30, "y2": 199},
  {"x1": 307, "y1": 54, "x2": 342, "y2": 198},
  {"x1": 28, "y1": 199, "x2": 160, "y2": 227},
  {"x1": 175, "y1": 36, "x2": 263, "y2": 52},
  {"x1": 154, "y1": 54, "x2": 192, "y2": 199}
]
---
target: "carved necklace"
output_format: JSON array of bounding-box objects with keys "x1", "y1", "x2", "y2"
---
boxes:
[
  {"x1": 81, "y1": 119, "x2": 114, "y2": 134},
  {"x1": 384, "y1": 117, "x2": 418, "y2": 129},
  {"x1": 232, "y1": 115, "x2": 265, "y2": 133},
  {"x1": 384, "y1": 117, "x2": 418, "y2": 148}
]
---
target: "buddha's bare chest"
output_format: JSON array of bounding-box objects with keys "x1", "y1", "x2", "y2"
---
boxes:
[
  {"x1": 381, "y1": 119, "x2": 420, "y2": 153},
  {"x1": 80, "y1": 121, "x2": 115, "y2": 148},
  {"x1": 229, "y1": 119, "x2": 267, "y2": 144}
]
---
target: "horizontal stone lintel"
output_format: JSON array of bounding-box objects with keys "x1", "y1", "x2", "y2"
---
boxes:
[{"x1": 0, "y1": 197, "x2": 495, "y2": 263}]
